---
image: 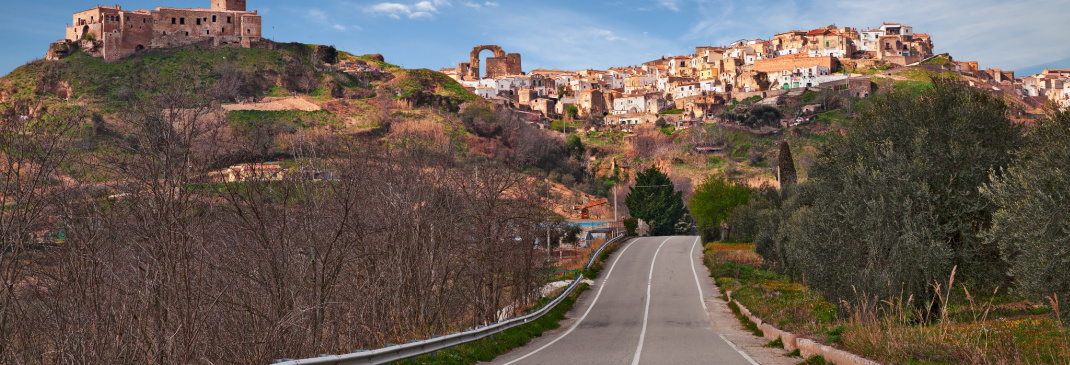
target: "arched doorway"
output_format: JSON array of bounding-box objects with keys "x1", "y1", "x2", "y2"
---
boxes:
[{"x1": 82, "y1": 25, "x2": 89, "y2": 39}]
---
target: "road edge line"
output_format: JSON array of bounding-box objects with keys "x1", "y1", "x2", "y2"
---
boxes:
[{"x1": 502, "y1": 237, "x2": 639, "y2": 365}]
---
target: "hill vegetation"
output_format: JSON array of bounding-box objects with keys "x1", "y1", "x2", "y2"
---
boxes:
[{"x1": 0, "y1": 42, "x2": 613, "y2": 363}]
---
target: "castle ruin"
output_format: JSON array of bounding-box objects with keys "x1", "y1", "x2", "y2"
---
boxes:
[
  {"x1": 58, "y1": 0, "x2": 262, "y2": 61},
  {"x1": 457, "y1": 45, "x2": 522, "y2": 80}
]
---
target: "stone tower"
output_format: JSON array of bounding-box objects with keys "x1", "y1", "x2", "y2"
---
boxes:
[{"x1": 211, "y1": 0, "x2": 246, "y2": 11}]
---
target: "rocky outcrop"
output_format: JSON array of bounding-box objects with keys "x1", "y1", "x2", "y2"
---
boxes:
[{"x1": 46, "y1": 40, "x2": 78, "y2": 61}]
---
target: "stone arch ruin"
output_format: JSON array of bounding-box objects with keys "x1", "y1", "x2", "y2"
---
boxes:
[{"x1": 458, "y1": 45, "x2": 521, "y2": 81}]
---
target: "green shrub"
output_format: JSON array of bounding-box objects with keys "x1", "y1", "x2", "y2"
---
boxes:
[{"x1": 623, "y1": 218, "x2": 638, "y2": 236}]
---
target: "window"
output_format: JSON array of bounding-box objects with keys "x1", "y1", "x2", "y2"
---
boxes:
[
  {"x1": 222, "y1": 27, "x2": 225, "y2": 33},
  {"x1": 184, "y1": 31, "x2": 189, "y2": 36},
  {"x1": 246, "y1": 29, "x2": 250, "y2": 34},
  {"x1": 227, "y1": 16, "x2": 231, "y2": 23},
  {"x1": 206, "y1": 30, "x2": 210, "y2": 35},
  {"x1": 163, "y1": 30, "x2": 167, "y2": 35},
  {"x1": 171, "y1": 17, "x2": 176, "y2": 24},
  {"x1": 196, "y1": 18, "x2": 201, "y2": 25},
  {"x1": 213, "y1": 15, "x2": 216, "y2": 22},
  {"x1": 180, "y1": 17, "x2": 185, "y2": 25}
]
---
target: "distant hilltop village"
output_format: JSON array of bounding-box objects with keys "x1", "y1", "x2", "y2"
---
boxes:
[
  {"x1": 439, "y1": 23, "x2": 1067, "y2": 124},
  {"x1": 49, "y1": 0, "x2": 263, "y2": 61}
]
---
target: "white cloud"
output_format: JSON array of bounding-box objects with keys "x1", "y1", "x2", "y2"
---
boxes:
[
  {"x1": 464, "y1": 1, "x2": 498, "y2": 9},
  {"x1": 597, "y1": 29, "x2": 623, "y2": 42},
  {"x1": 304, "y1": 8, "x2": 352, "y2": 32},
  {"x1": 366, "y1": 0, "x2": 451, "y2": 19},
  {"x1": 657, "y1": 0, "x2": 680, "y2": 11},
  {"x1": 483, "y1": 7, "x2": 674, "y2": 71}
]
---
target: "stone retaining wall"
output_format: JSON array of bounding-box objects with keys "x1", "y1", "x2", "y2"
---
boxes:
[{"x1": 727, "y1": 291, "x2": 881, "y2": 365}]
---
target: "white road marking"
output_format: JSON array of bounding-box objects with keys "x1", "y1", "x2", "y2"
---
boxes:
[
  {"x1": 689, "y1": 236, "x2": 707, "y2": 310},
  {"x1": 719, "y1": 334, "x2": 761, "y2": 365},
  {"x1": 630, "y1": 237, "x2": 672, "y2": 365},
  {"x1": 502, "y1": 237, "x2": 638, "y2": 365}
]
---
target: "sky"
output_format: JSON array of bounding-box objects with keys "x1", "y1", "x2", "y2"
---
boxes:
[{"x1": 2, "y1": 0, "x2": 1069, "y2": 78}]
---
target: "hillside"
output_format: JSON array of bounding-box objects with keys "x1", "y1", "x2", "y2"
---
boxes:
[{"x1": 1, "y1": 41, "x2": 617, "y2": 217}]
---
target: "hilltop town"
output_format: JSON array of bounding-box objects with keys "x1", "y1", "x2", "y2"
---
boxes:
[
  {"x1": 440, "y1": 23, "x2": 1068, "y2": 128},
  {"x1": 42, "y1": 0, "x2": 1068, "y2": 126}
]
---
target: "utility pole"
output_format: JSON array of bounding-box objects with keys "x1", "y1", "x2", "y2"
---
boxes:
[
  {"x1": 613, "y1": 185, "x2": 619, "y2": 237},
  {"x1": 546, "y1": 178, "x2": 551, "y2": 259},
  {"x1": 613, "y1": 185, "x2": 618, "y2": 222}
]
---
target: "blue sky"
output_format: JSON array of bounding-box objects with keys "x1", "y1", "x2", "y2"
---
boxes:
[{"x1": 2, "y1": 0, "x2": 1069, "y2": 78}]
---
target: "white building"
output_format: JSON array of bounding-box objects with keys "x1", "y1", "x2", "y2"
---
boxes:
[
  {"x1": 860, "y1": 29, "x2": 884, "y2": 52},
  {"x1": 880, "y1": 23, "x2": 913, "y2": 37},
  {"x1": 475, "y1": 87, "x2": 498, "y2": 99},
  {"x1": 776, "y1": 66, "x2": 834, "y2": 89},
  {"x1": 700, "y1": 79, "x2": 725, "y2": 93},
  {"x1": 613, "y1": 95, "x2": 648, "y2": 115},
  {"x1": 675, "y1": 83, "x2": 700, "y2": 99}
]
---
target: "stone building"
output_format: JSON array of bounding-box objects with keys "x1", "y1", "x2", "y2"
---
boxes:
[{"x1": 62, "y1": 0, "x2": 262, "y2": 61}]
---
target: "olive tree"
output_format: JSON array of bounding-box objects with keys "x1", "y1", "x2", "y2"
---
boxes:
[{"x1": 983, "y1": 110, "x2": 1070, "y2": 321}]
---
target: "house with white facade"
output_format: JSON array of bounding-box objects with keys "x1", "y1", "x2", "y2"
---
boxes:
[
  {"x1": 475, "y1": 87, "x2": 497, "y2": 99},
  {"x1": 776, "y1": 66, "x2": 834, "y2": 89},
  {"x1": 613, "y1": 95, "x2": 648, "y2": 115},
  {"x1": 699, "y1": 79, "x2": 725, "y2": 93},
  {"x1": 860, "y1": 29, "x2": 884, "y2": 52},
  {"x1": 675, "y1": 83, "x2": 700, "y2": 99}
]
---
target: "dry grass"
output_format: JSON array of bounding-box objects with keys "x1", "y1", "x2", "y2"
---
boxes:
[{"x1": 704, "y1": 242, "x2": 763, "y2": 268}]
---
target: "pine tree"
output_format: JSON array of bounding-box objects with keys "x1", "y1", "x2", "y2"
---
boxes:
[
  {"x1": 777, "y1": 141, "x2": 797, "y2": 188},
  {"x1": 625, "y1": 166, "x2": 686, "y2": 236}
]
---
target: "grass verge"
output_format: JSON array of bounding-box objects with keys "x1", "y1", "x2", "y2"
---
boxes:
[
  {"x1": 703, "y1": 242, "x2": 1070, "y2": 364},
  {"x1": 406, "y1": 283, "x2": 590, "y2": 364}
]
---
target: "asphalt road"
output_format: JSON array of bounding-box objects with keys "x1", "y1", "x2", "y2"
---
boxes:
[{"x1": 488, "y1": 236, "x2": 765, "y2": 365}]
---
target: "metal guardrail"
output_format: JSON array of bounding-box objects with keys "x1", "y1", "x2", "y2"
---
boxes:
[
  {"x1": 584, "y1": 234, "x2": 624, "y2": 271},
  {"x1": 273, "y1": 234, "x2": 625, "y2": 365}
]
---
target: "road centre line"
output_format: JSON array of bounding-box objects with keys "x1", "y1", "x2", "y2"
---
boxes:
[
  {"x1": 502, "y1": 237, "x2": 639, "y2": 365},
  {"x1": 630, "y1": 237, "x2": 672, "y2": 365}
]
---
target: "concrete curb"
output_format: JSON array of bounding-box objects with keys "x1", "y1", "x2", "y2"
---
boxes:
[{"x1": 726, "y1": 291, "x2": 881, "y2": 365}]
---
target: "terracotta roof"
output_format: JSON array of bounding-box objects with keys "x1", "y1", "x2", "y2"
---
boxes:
[
  {"x1": 914, "y1": 33, "x2": 929, "y2": 37},
  {"x1": 807, "y1": 29, "x2": 828, "y2": 35}
]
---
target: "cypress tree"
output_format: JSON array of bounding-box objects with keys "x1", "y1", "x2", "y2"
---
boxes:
[
  {"x1": 625, "y1": 166, "x2": 686, "y2": 236},
  {"x1": 777, "y1": 141, "x2": 797, "y2": 188}
]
